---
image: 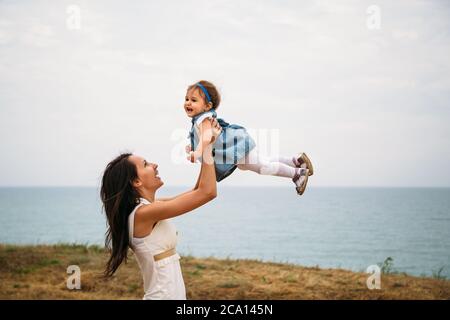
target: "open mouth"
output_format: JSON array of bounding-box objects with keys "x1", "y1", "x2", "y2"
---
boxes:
[
  {"x1": 155, "y1": 171, "x2": 160, "y2": 179},
  {"x1": 186, "y1": 107, "x2": 193, "y2": 113}
]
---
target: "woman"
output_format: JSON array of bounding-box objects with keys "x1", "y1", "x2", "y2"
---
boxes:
[{"x1": 100, "y1": 118, "x2": 221, "y2": 300}]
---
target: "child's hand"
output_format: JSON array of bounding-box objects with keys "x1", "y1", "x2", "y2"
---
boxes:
[
  {"x1": 187, "y1": 150, "x2": 202, "y2": 163},
  {"x1": 185, "y1": 144, "x2": 192, "y2": 154}
]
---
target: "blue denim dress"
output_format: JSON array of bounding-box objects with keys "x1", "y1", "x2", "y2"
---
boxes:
[{"x1": 188, "y1": 110, "x2": 256, "y2": 182}]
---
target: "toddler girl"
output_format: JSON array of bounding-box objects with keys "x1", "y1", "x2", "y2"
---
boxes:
[{"x1": 185, "y1": 80, "x2": 314, "y2": 195}]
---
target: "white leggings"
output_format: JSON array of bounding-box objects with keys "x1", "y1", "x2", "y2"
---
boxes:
[{"x1": 237, "y1": 149, "x2": 298, "y2": 179}]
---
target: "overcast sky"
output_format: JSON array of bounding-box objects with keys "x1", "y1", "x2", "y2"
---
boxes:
[{"x1": 1, "y1": 0, "x2": 449, "y2": 187}]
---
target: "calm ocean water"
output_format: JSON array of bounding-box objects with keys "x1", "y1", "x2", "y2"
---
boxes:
[{"x1": 0, "y1": 186, "x2": 449, "y2": 278}]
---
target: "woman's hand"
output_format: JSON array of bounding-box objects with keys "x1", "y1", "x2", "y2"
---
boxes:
[
  {"x1": 209, "y1": 118, "x2": 222, "y2": 144},
  {"x1": 187, "y1": 118, "x2": 222, "y2": 163}
]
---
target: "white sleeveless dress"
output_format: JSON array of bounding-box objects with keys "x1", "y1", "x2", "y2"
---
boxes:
[{"x1": 128, "y1": 198, "x2": 186, "y2": 300}]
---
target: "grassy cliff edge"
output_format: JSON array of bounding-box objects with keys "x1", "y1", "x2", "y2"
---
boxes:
[{"x1": 0, "y1": 244, "x2": 449, "y2": 300}]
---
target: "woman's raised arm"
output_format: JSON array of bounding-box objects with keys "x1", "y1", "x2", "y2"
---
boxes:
[
  {"x1": 157, "y1": 118, "x2": 220, "y2": 202},
  {"x1": 138, "y1": 120, "x2": 220, "y2": 222}
]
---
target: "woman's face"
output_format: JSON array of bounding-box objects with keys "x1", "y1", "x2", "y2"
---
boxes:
[
  {"x1": 184, "y1": 88, "x2": 211, "y2": 118},
  {"x1": 128, "y1": 155, "x2": 163, "y2": 191}
]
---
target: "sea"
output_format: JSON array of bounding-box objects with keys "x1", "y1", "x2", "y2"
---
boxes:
[{"x1": 0, "y1": 186, "x2": 449, "y2": 278}]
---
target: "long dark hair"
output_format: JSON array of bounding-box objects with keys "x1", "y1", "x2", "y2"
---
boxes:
[{"x1": 100, "y1": 153, "x2": 140, "y2": 278}]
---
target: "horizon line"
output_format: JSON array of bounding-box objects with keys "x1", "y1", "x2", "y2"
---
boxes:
[{"x1": 1, "y1": 185, "x2": 450, "y2": 189}]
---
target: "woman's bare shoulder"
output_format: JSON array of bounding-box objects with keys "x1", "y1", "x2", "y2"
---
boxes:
[{"x1": 134, "y1": 204, "x2": 157, "y2": 238}]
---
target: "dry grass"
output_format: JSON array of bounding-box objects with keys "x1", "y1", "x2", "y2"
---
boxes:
[{"x1": 0, "y1": 244, "x2": 449, "y2": 300}]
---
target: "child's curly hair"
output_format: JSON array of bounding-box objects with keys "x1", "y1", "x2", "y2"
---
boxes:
[{"x1": 187, "y1": 80, "x2": 221, "y2": 110}]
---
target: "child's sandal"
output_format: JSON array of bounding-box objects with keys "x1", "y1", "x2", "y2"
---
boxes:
[
  {"x1": 294, "y1": 153, "x2": 314, "y2": 176},
  {"x1": 293, "y1": 168, "x2": 309, "y2": 196}
]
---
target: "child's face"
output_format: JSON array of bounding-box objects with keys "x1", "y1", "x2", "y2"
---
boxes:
[{"x1": 184, "y1": 88, "x2": 211, "y2": 118}]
